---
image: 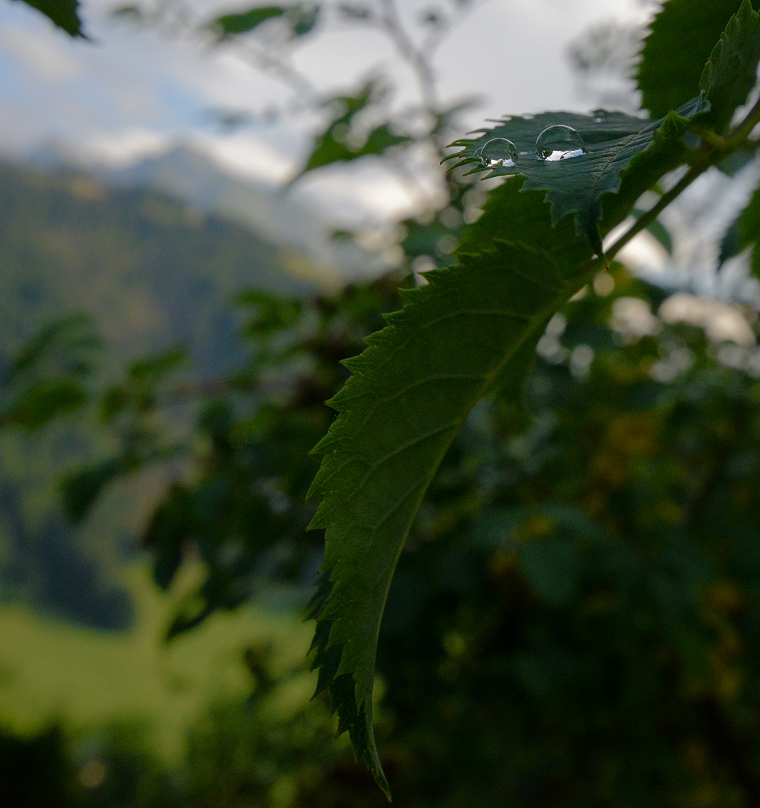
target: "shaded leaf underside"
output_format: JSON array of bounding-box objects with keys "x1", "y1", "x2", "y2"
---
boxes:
[
  {"x1": 306, "y1": 0, "x2": 760, "y2": 796},
  {"x1": 307, "y1": 182, "x2": 594, "y2": 796}
]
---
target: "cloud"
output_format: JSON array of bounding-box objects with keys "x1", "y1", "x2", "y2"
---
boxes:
[{"x1": 0, "y1": 23, "x2": 82, "y2": 82}]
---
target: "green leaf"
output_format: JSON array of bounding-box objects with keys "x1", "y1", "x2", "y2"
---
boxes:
[
  {"x1": 0, "y1": 378, "x2": 87, "y2": 430},
  {"x1": 636, "y1": 0, "x2": 758, "y2": 118},
  {"x1": 12, "y1": 0, "x2": 86, "y2": 37},
  {"x1": 127, "y1": 347, "x2": 187, "y2": 385},
  {"x1": 445, "y1": 98, "x2": 707, "y2": 249},
  {"x1": 295, "y1": 81, "x2": 411, "y2": 178},
  {"x1": 307, "y1": 83, "x2": 716, "y2": 790},
  {"x1": 307, "y1": 180, "x2": 594, "y2": 796},
  {"x1": 110, "y1": 5, "x2": 143, "y2": 22},
  {"x1": 6, "y1": 313, "x2": 99, "y2": 381},
  {"x1": 285, "y1": 3, "x2": 319, "y2": 37},
  {"x1": 726, "y1": 180, "x2": 760, "y2": 277},
  {"x1": 60, "y1": 457, "x2": 128, "y2": 523},
  {"x1": 700, "y1": 0, "x2": 760, "y2": 132},
  {"x1": 0, "y1": 314, "x2": 101, "y2": 431},
  {"x1": 632, "y1": 208, "x2": 673, "y2": 255},
  {"x1": 209, "y1": 5, "x2": 286, "y2": 38},
  {"x1": 209, "y1": 4, "x2": 319, "y2": 39}
]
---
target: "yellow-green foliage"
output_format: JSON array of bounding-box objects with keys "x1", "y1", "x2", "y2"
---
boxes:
[{"x1": 0, "y1": 564, "x2": 313, "y2": 762}]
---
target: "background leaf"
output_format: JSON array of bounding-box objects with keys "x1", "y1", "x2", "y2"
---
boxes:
[
  {"x1": 285, "y1": 3, "x2": 319, "y2": 37},
  {"x1": 721, "y1": 180, "x2": 760, "y2": 277},
  {"x1": 12, "y1": 0, "x2": 86, "y2": 37},
  {"x1": 636, "y1": 0, "x2": 758, "y2": 118},
  {"x1": 209, "y1": 4, "x2": 319, "y2": 40},
  {"x1": 295, "y1": 81, "x2": 411, "y2": 177},
  {"x1": 209, "y1": 5, "x2": 286, "y2": 39}
]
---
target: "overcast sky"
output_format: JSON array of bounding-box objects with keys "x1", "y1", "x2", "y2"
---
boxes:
[{"x1": 0, "y1": 0, "x2": 654, "y2": 219}]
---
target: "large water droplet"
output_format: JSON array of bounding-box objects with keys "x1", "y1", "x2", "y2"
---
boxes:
[
  {"x1": 535, "y1": 125, "x2": 587, "y2": 162},
  {"x1": 479, "y1": 138, "x2": 518, "y2": 168}
]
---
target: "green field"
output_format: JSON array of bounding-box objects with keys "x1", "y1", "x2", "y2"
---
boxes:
[{"x1": 0, "y1": 564, "x2": 314, "y2": 761}]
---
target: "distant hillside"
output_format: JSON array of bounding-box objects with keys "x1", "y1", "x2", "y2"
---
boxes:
[
  {"x1": 33, "y1": 144, "x2": 389, "y2": 288},
  {"x1": 0, "y1": 158, "x2": 314, "y2": 374},
  {"x1": 0, "y1": 158, "x2": 327, "y2": 628}
]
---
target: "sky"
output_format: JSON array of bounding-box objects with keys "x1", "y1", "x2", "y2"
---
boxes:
[
  {"x1": 0, "y1": 0, "x2": 652, "y2": 194},
  {"x1": 1, "y1": 0, "x2": 757, "y2": 317}
]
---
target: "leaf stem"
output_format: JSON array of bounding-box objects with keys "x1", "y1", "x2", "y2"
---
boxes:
[{"x1": 604, "y1": 164, "x2": 704, "y2": 262}]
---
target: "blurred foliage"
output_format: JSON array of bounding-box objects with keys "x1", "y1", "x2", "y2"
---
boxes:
[
  {"x1": 0, "y1": 158, "x2": 313, "y2": 626},
  {"x1": 5, "y1": 262, "x2": 760, "y2": 805}
]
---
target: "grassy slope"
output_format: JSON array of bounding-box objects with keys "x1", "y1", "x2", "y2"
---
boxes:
[{"x1": 0, "y1": 564, "x2": 314, "y2": 761}]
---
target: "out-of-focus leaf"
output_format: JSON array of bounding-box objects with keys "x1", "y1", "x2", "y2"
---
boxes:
[
  {"x1": 294, "y1": 81, "x2": 412, "y2": 178},
  {"x1": 127, "y1": 347, "x2": 187, "y2": 384},
  {"x1": 724, "y1": 180, "x2": 760, "y2": 277},
  {"x1": 632, "y1": 207, "x2": 673, "y2": 254},
  {"x1": 12, "y1": 0, "x2": 87, "y2": 37},
  {"x1": 337, "y1": 2, "x2": 371, "y2": 19},
  {"x1": 209, "y1": 5, "x2": 286, "y2": 39},
  {"x1": 286, "y1": 3, "x2": 319, "y2": 36},
  {"x1": 143, "y1": 483, "x2": 196, "y2": 590},
  {"x1": 110, "y1": 4, "x2": 142, "y2": 21},
  {"x1": 718, "y1": 220, "x2": 743, "y2": 267},
  {"x1": 7, "y1": 313, "x2": 99, "y2": 381},
  {"x1": 99, "y1": 385, "x2": 130, "y2": 422},
  {"x1": 299, "y1": 122, "x2": 411, "y2": 174},
  {"x1": 60, "y1": 457, "x2": 128, "y2": 523},
  {"x1": 0, "y1": 379, "x2": 87, "y2": 431},
  {"x1": 209, "y1": 3, "x2": 319, "y2": 40},
  {"x1": 700, "y1": 0, "x2": 760, "y2": 133}
]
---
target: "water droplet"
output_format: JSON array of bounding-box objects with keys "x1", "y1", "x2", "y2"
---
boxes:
[
  {"x1": 479, "y1": 138, "x2": 518, "y2": 168},
  {"x1": 592, "y1": 109, "x2": 607, "y2": 123},
  {"x1": 535, "y1": 125, "x2": 587, "y2": 162}
]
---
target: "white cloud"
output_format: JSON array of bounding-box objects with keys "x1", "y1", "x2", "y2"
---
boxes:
[
  {"x1": 187, "y1": 130, "x2": 297, "y2": 183},
  {"x1": 75, "y1": 128, "x2": 172, "y2": 166},
  {"x1": 0, "y1": 23, "x2": 82, "y2": 82},
  {"x1": 0, "y1": 0, "x2": 651, "y2": 182}
]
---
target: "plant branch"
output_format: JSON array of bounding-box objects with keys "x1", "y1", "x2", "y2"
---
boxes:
[
  {"x1": 604, "y1": 163, "x2": 706, "y2": 262},
  {"x1": 377, "y1": 0, "x2": 439, "y2": 113},
  {"x1": 605, "y1": 95, "x2": 760, "y2": 265}
]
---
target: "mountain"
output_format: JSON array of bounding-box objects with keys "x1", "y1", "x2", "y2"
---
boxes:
[
  {"x1": 0, "y1": 157, "x2": 310, "y2": 371},
  {"x1": 29, "y1": 143, "x2": 387, "y2": 285},
  {"x1": 0, "y1": 155, "x2": 322, "y2": 627}
]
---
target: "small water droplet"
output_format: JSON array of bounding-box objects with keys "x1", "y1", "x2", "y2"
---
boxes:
[
  {"x1": 535, "y1": 125, "x2": 587, "y2": 162},
  {"x1": 592, "y1": 109, "x2": 607, "y2": 123},
  {"x1": 479, "y1": 138, "x2": 518, "y2": 168}
]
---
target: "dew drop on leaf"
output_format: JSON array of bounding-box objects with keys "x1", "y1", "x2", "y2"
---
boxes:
[
  {"x1": 535, "y1": 125, "x2": 587, "y2": 161},
  {"x1": 479, "y1": 138, "x2": 518, "y2": 167}
]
